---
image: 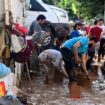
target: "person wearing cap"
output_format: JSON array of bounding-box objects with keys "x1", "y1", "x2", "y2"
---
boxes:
[
  {"x1": 60, "y1": 36, "x2": 97, "y2": 82},
  {"x1": 28, "y1": 14, "x2": 46, "y2": 36},
  {"x1": 69, "y1": 22, "x2": 84, "y2": 39}
]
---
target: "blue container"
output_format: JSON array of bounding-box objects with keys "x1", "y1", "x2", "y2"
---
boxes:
[{"x1": 0, "y1": 63, "x2": 11, "y2": 79}]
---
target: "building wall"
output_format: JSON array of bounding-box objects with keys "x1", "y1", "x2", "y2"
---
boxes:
[
  {"x1": 10, "y1": 0, "x2": 24, "y2": 25},
  {"x1": 0, "y1": 0, "x2": 5, "y2": 21}
]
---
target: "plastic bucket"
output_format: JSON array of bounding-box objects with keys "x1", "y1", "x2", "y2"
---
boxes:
[{"x1": 69, "y1": 82, "x2": 81, "y2": 99}]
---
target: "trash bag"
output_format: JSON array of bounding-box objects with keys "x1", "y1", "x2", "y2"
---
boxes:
[{"x1": 0, "y1": 72, "x2": 18, "y2": 97}]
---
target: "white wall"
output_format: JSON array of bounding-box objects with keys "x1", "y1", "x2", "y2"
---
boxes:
[
  {"x1": 0, "y1": 0, "x2": 5, "y2": 21},
  {"x1": 10, "y1": 0, "x2": 24, "y2": 25}
]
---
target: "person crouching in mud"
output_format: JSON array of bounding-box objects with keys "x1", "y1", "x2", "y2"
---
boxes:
[
  {"x1": 38, "y1": 49, "x2": 68, "y2": 84},
  {"x1": 60, "y1": 36, "x2": 97, "y2": 83}
]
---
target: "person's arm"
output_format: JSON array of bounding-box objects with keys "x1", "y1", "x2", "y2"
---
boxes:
[
  {"x1": 32, "y1": 22, "x2": 39, "y2": 34},
  {"x1": 60, "y1": 60, "x2": 68, "y2": 77},
  {"x1": 73, "y1": 41, "x2": 81, "y2": 63},
  {"x1": 88, "y1": 28, "x2": 92, "y2": 38},
  {"x1": 33, "y1": 26, "x2": 38, "y2": 34},
  {"x1": 81, "y1": 54, "x2": 89, "y2": 76}
]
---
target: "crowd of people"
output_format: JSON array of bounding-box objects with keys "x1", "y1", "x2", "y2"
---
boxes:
[
  {"x1": 27, "y1": 14, "x2": 105, "y2": 84},
  {"x1": 0, "y1": 14, "x2": 105, "y2": 98}
]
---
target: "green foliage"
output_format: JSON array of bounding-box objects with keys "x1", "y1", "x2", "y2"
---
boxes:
[
  {"x1": 76, "y1": 0, "x2": 104, "y2": 19},
  {"x1": 43, "y1": 0, "x2": 54, "y2": 5},
  {"x1": 43, "y1": 0, "x2": 105, "y2": 20}
]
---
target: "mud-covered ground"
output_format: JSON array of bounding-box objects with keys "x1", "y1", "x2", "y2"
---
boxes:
[{"x1": 21, "y1": 72, "x2": 105, "y2": 105}]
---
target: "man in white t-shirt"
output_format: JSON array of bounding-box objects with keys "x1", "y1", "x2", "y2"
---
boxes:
[
  {"x1": 98, "y1": 19, "x2": 105, "y2": 39},
  {"x1": 98, "y1": 18, "x2": 105, "y2": 32},
  {"x1": 38, "y1": 49, "x2": 68, "y2": 83}
]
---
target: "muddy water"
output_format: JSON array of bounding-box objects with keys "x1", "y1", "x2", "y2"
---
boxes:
[{"x1": 21, "y1": 74, "x2": 105, "y2": 105}]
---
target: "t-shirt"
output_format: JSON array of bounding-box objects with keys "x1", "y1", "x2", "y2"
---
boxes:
[
  {"x1": 90, "y1": 26, "x2": 102, "y2": 41},
  {"x1": 99, "y1": 25, "x2": 105, "y2": 32},
  {"x1": 38, "y1": 49, "x2": 65, "y2": 72},
  {"x1": 62, "y1": 37, "x2": 88, "y2": 54},
  {"x1": 28, "y1": 21, "x2": 42, "y2": 35},
  {"x1": 85, "y1": 26, "x2": 91, "y2": 35},
  {"x1": 69, "y1": 30, "x2": 80, "y2": 39},
  {"x1": 100, "y1": 31, "x2": 105, "y2": 39}
]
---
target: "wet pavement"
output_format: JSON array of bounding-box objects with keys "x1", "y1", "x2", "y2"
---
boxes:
[{"x1": 21, "y1": 73, "x2": 105, "y2": 105}]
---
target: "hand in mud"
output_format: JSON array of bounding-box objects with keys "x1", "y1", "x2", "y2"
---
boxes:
[
  {"x1": 76, "y1": 58, "x2": 81, "y2": 66},
  {"x1": 87, "y1": 75, "x2": 91, "y2": 80},
  {"x1": 86, "y1": 72, "x2": 91, "y2": 80}
]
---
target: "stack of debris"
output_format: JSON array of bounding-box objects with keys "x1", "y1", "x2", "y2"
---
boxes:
[{"x1": 0, "y1": 63, "x2": 27, "y2": 105}]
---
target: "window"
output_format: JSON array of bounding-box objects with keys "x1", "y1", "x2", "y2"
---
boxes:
[{"x1": 25, "y1": 0, "x2": 47, "y2": 12}]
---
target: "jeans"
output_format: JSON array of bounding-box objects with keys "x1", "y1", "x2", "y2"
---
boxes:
[{"x1": 60, "y1": 47, "x2": 77, "y2": 82}]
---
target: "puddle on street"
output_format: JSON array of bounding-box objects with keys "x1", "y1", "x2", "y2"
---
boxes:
[{"x1": 21, "y1": 73, "x2": 105, "y2": 105}]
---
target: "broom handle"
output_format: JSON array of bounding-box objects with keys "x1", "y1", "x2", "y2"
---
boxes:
[{"x1": 25, "y1": 63, "x2": 33, "y2": 89}]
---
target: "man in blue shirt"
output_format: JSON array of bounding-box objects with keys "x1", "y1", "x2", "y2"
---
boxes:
[
  {"x1": 69, "y1": 22, "x2": 83, "y2": 39},
  {"x1": 61, "y1": 36, "x2": 97, "y2": 82}
]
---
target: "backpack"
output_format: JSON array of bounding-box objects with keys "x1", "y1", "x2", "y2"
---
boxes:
[{"x1": 32, "y1": 31, "x2": 46, "y2": 47}]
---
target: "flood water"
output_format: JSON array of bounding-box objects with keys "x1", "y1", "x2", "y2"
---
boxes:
[{"x1": 21, "y1": 73, "x2": 105, "y2": 105}]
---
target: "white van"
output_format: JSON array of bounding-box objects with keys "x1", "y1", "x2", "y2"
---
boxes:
[
  {"x1": 24, "y1": 0, "x2": 69, "y2": 29},
  {"x1": 0, "y1": 0, "x2": 69, "y2": 28}
]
